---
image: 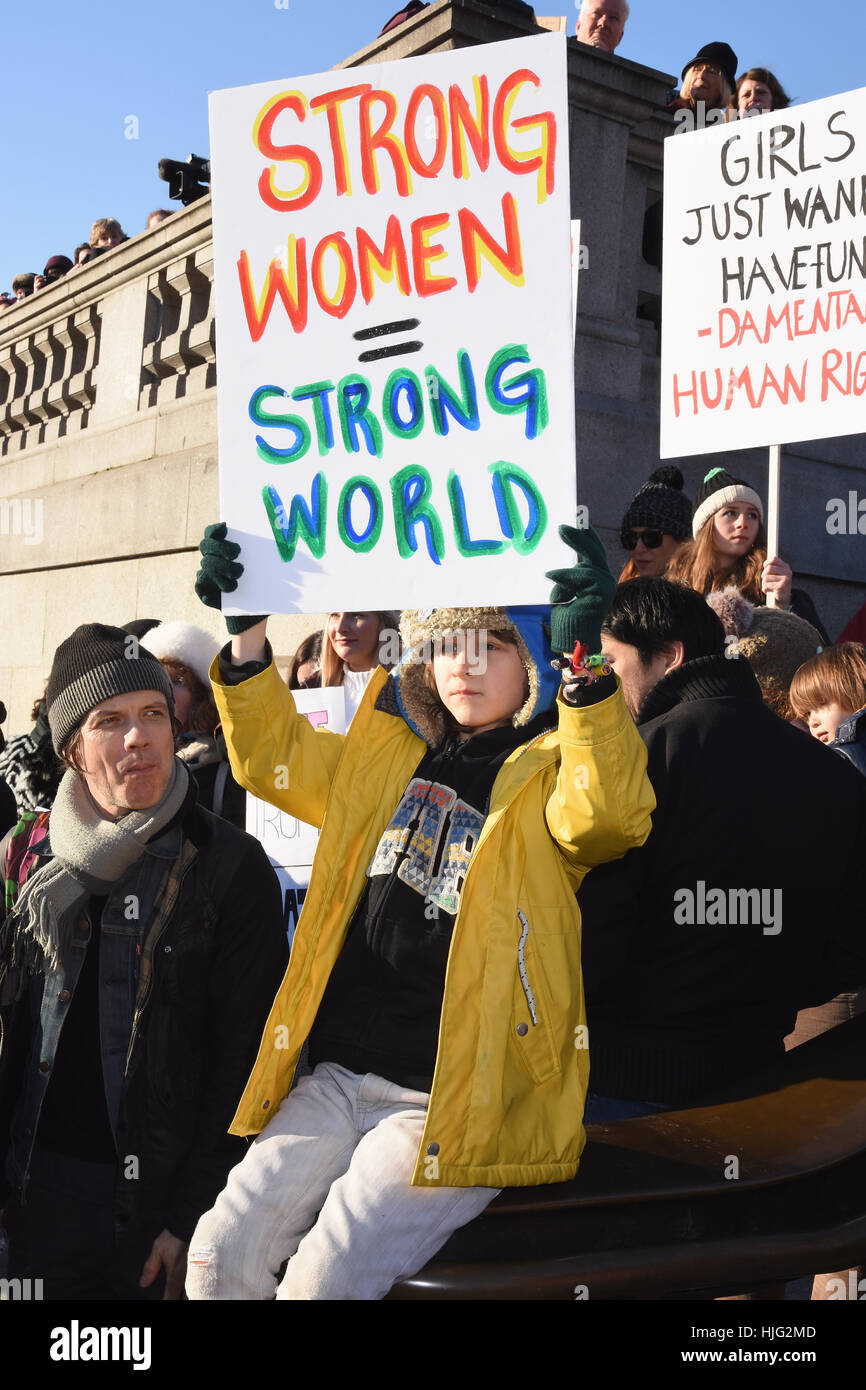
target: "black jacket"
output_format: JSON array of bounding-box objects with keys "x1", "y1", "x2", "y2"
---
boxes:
[
  {"x1": 0, "y1": 779, "x2": 16, "y2": 839},
  {"x1": 834, "y1": 708, "x2": 866, "y2": 777},
  {"x1": 0, "y1": 782, "x2": 288, "y2": 1242},
  {"x1": 579, "y1": 655, "x2": 866, "y2": 1106}
]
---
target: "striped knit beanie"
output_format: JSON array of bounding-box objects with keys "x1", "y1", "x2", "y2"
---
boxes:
[
  {"x1": 692, "y1": 467, "x2": 764, "y2": 538},
  {"x1": 46, "y1": 623, "x2": 174, "y2": 754}
]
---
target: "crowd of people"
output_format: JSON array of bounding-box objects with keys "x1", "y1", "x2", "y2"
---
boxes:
[
  {"x1": 0, "y1": 0, "x2": 861, "y2": 1310},
  {"x1": 0, "y1": 212, "x2": 174, "y2": 311},
  {"x1": 0, "y1": 455, "x2": 864, "y2": 1302},
  {"x1": 1, "y1": 5, "x2": 801, "y2": 309}
]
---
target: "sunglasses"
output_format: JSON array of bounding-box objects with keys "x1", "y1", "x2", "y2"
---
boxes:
[{"x1": 621, "y1": 529, "x2": 665, "y2": 551}]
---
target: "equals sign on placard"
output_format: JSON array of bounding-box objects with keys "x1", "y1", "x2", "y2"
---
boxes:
[{"x1": 354, "y1": 318, "x2": 423, "y2": 363}]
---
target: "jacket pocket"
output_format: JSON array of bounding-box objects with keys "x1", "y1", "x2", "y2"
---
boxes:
[{"x1": 511, "y1": 911, "x2": 562, "y2": 1086}]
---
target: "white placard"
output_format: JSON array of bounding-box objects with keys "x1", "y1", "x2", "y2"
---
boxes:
[
  {"x1": 245, "y1": 686, "x2": 347, "y2": 943},
  {"x1": 661, "y1": 88, "x2": 866, "y2": 457},
  {"x1": 209, "y1": 33, "x2": 576, "y2": 614}
]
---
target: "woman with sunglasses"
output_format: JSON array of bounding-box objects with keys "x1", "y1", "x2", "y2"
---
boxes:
[
  {"x1": 618, "y1": 466, "x2": 692, "y2": 582},
  {"x1": 666, "y1": 467, "x2": 829, "y2": 642}
]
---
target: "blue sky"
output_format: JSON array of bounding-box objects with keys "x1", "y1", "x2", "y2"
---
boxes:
[{"x1": 1, "y1": 0, "x2": 863, "y2": 286}]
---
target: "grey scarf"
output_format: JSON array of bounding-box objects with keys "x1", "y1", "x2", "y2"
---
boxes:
[{"x1": 9, "y1": 759, "x2": 189, "y2": 975}]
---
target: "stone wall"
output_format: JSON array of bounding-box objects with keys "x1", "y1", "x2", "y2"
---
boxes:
[
  {"x1": 1, "y1": 0, "x2": 862, "y2": 734},
  {"x1": 0, "y1": 197, "x2": 319, "y2": 733}
]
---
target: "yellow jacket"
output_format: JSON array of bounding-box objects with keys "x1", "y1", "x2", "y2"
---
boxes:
[{"x1": 211, "y1": 657, "x2": 654, "y2": 1187}]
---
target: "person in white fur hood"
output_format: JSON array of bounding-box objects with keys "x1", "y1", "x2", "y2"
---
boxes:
[{"x1": 144, "y1": 622, "x2": 245, "y2": 828}]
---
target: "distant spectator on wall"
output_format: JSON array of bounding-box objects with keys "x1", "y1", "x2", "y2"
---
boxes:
[
  {"x1": 575, "y1": 0, "x2": 628, "y2": 53},
  {"x1": 146, "y1": 209, "x2": 174, "y2": 230},
  {"x1": 34, "y1": 255, "x2": 74, "y2": 292},
  {"x1": 379, "y1": 2, "x2": 429, "y2": 33},
  {"x1": 11, "y1": 273, "x2": 36, "y2": 300},
  {"x1": 0, "y1": 292, "x2": 15, "y2": 309},
  {"x1": 737, "y1": 67, "x2": 791, "y2": 116},
  {"x1": 72, "y1": 243, "x2": 107, "y2": 270},
  {"x1": 668, "y1": 42, "x2": 737, "y2": 123},
  {"x1": 90, "y1": 217, "x2": 127, "y2": 250},
  {"x1": 42, "y1": 254, "x2": 73, "y2": 284}
]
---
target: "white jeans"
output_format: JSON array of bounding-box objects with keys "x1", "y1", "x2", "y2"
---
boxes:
[{"x1": 185, "y1": 1063, "x2": 499, "y2": 1301}]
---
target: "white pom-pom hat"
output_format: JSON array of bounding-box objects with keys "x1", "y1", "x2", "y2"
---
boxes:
[{"x1": 142, "y1": 621, "x2": 220, "y2": 688}]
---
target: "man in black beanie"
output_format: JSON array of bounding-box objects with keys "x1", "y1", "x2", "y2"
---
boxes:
[{"x1": 0, "y1": 624, "x2": 288, "y2": 1299}]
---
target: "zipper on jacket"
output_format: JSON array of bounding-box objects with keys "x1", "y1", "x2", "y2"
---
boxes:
[
  {"x1": 516, "y1": 910, "x2": 538, "y2": 1025},
  {"x1": 123, "y1": 849, "x2": 198, "y2": 1076},
  {"x1": 514, "y1": 724, "x2": 557, "y2": 762}
]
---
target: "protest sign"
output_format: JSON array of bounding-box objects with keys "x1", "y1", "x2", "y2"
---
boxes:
[
  {"x1": 245, "y1": 686, "x2": 347, "y2": 943},
  {"x1": 208, "y1": 33, "x2": 575, "y2": 615},
  {"x1": 661, "y1": 87, "x2": 866, "y2": 458}
]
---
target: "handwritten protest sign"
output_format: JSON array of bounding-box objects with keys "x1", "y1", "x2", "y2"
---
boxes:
[
  {"x1": 208, "y1": 33, "x2": 575, "y2": 614},
  {"x1": 245, "y1": 686, "x2": 347, "y2": 944},
  {"x1": 661, "y1": 87, "x2": 866, "y2": 458}
]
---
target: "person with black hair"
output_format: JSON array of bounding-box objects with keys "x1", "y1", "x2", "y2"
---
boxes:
[{"x1": 577, "y1": 577, "x2": 866, "y2": 1121}]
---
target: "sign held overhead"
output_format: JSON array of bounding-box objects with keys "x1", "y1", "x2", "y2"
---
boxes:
[
  {"x1": 209, "y1": 33, "x2": 576, "y2": 615},
  {"x1": 661, "y1": 87, "x2": 866, "y2": 458}
]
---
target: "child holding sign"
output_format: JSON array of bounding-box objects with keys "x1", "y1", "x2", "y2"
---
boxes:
[{"x1": 185, "y1": 524, "x2": 654, "y2": 1301}]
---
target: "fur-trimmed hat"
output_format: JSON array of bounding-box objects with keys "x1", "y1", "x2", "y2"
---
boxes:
[
  {"x1": 622, "y1": 466, "x2": 692, "y2": 540},
  {"x1": 706, "y1": 588, "x2": 823, "y2": 719},
  {"x1": 142, "y1": 621, "x2": 220, "y2": 689},
  {"x1": 692, "y1": 467, "x2": 764, "y2": 538},
  {"x1": 395, "y1": 606, "x2": 558, "y2": 746}
]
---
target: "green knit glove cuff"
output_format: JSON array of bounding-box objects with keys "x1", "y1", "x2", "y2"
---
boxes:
[
  {"x1": 195, "y1": 522, "x2": 268, "y2": 635},
  {"x1": 546, "y1": 523, "x2": 616, "y2": 656}
]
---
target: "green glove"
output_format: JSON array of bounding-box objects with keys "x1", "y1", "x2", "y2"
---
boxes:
[
  {"x1": 195, "y1": 523, "x2": 268, "y2": 636},
  {"x1": 546, "y1": 523, "x2": 616, "y2": 655}
]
